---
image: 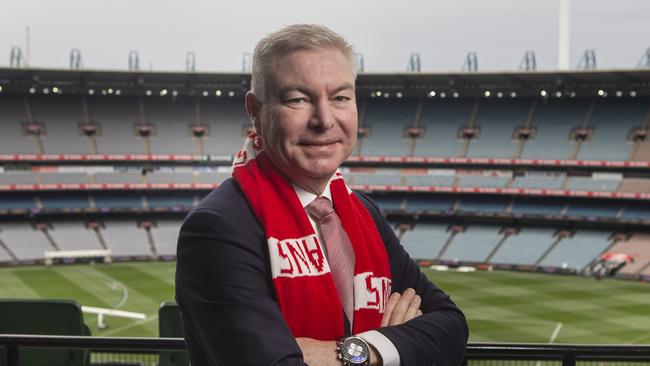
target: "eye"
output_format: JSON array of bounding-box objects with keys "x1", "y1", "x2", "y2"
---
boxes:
[
  {"x1": 333, "y1": 95, "x2": 351, "y2": 102},
  {"x1": 285, "y1": 98, "x2": 308, "y2": 105}
]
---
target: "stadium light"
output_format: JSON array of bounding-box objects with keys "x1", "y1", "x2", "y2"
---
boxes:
[
  {"x1": 88, "y1": 89, "x2": 95, "y2": 95},
  {"x1": 452, "y1": 92, "x2": 459, "y2": 98},
  {"x1": 540, "y1": 90, "x2": 547, "y2": 97},
  {"x1": 510, "y1": 92, "x2": 517, "y2": 98},
  {"x1": 383, "y1": 92, "x2": 390, "y2": 98},
  {"x1": 216, "y1": 90, "x2": 222, "y2": 97},
  {"x1": 107, "y1": 88, "x2": 114, "y2": 94},
  {"x1": 52, "y1": 87, "x2": 59, "y2": 93},
  {"x1": 569, "y1": 91, "x2": 576, "y2": 98},
  {"x1": 172, "y1": 90, "x2": 179, "y2": 97},
  {"x1": 115, "y1": 89, "x2": 122, "y2": 96},
  {"x1": 428, "y1": 91, "x2": 436, "y2": 97},
  {"x1": 496, "y1": 92, "x2": 503, "y2": 98},
  {"x1": 29, "y1": 87, "x2": 36, "y2": 94},
  {"x1": 555, "y1": 91, "x2": 562, "y2": 98},
  {"x1": 597, "y1": 89, "x2": 605, "y2": 97},
  {"x1": 0, "y1": 85, "x2": 3, "y2": 93},
  {"x1": 202, "y1": 91, "x2": 209, "y2": 97},
  {"x1": 160, "y1": 89, "x2": 168, "y2": 96},
  {"x1": 615, "y1": 91, "x2": 622, "y2": 97},
  {"x1": 376, "y1": 91, "x2": 382, "y2": 97},
  {"x1": 146, "y1": 90, "x2": 152, "y2": 96},
  {"x1": 630, "y1": 91, "x2": 637, "y2": 97},
  {"x1": 396, "y1": 92, "x2": 403, "y2": 98},
  {"x1": 43, "y1": 88, "x2": 50, "y2": 94},
  {"x1": 228, "y1": 91, "x2": 235, "y2": 97},
  {"x1": 101, "y1": 89, "x2": 107, "y2": 95},
  {"x1": 440, "y1": 92, "x2": 446, "y2": 98},
  {"x1": 484, "y1": 91, "x2": 491, "y2": 97}
]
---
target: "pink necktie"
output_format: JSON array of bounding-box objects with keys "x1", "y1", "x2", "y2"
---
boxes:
[{"x1": 307, "y1": 197, "x2": 355, "y2": 324}]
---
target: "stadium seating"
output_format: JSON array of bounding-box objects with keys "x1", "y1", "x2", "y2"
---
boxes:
[
  {"x1": 0, "y1": 223, "x2": 53, "y2": 261},
  {"x1": 466, "y1": 99, "x2": 529, "y2": 158},
  {"x1": 101, "y1": 221, "x2": 152, "y2": 257},
  {"x1": 0, "y1": 299, "x2": 90, "y2": 366},
  {"x1": 414, "y1": 99, "x2": 472, "y2": 157},
  {"x1": 359, "y1": 99, "x2": 415, "y2": 156},
  {"x1": 439, "y1": 225, "x2": 503, "y2": 262},
  {"x1": 510, "y1": 197, "x2": 565, "y2": 216},
  {"x1": 0, "y1": 95, "x2": 38, "y2": 154},
  {"x1": 457, "y1": 175, "x2": 509, "y2": 188},
  {"x1": 564, "y1": 202, "x2": 621, "y2": 219},
  {"x1": 405, "y1": 174, "x2": 455, "y2": 187},
  {"x1": 511, "y1": 175, "x2": 565, "y2": 190},
  {"x1": 150, "y1": 219, "x2": 183, "y2": 256},
  {"x1": 0, "y1": 193, "x2": 37, "y2": 210},
  {"x1": 144, "y1": 98, "x2": 198, "y2": 155},
  {"x1": 456, "y1": 196, "x2": 508, "y2": 214},
  {"x1": 400, "y1": 223, "x2": 450, "y2": 260},
  {"x1": 566, "y1": 177, "x2": 620, "y2": 192},
  {"x1": 489, "y1": 228, "x2": 556, "y2": 265},
  {"x1": 538, "y1": 231, "x2": 613, "y2": 271},
  {"x1": 93, "y1": 192, "x2": 143, "y2": 210},
  {"x1": 202, "y1": 99, "x2": 248, "y2": 156},
  {"x1": 88, "y1": 96, "x2": 146, "y2": 154},
  {"x1": 577, "y1": 99, "x2": 647, "y2": 161},
  {"x1": 405, "y1": 195, "x2": 456, "y2": 212},
  {"x1": 158, "y1": 301, "x2": 188, "y2": 366},
  {"x1": 31, "y1": 95, "x2": 90, "y2": 154},
  {"x1": 47, "y1": 221, "x2": 104, "y2": 251},
  {"x1": 521, "y1": 99, "x2": 591, "y2": 159},
  {"x1": 609, "y1": 234, "x2": 650, "y2": 275},
  {"x1": 618, "y1": 178, "x2": 650, "y2": 193},
  {"x1": 39, "y1": 192, "x2": 91, "y2": 210}
]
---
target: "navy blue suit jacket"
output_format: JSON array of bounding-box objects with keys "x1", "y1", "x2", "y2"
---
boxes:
[{"x1": 175, "y1": 179, "x2": 468, "y2": 365}]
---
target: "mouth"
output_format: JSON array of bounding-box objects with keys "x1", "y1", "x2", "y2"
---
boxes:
[{"x1": 299, "y1": 140, "x2": 339, "y2": 147}]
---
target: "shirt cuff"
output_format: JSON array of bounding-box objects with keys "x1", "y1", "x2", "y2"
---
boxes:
[{"x1": 357, "y1": 330, "x2": 400, "y2": 366}]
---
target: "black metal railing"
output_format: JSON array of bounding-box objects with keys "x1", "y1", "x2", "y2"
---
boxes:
[{"x1": 1, "y1": 334, "x2": 650, "y2": 366}]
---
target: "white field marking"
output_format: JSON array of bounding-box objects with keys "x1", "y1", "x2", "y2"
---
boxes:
[
  {"x1": 88, "y1": 269, "x2": 129, "y2": 309},
  {"x1": 549, "y1": 322, "x2": 563, "y2": 343},
  {"x1": 100, "y1": 315, "x2": 158, "y2": 337},
  {"x1": 623, "y1": 332, "x2": 650, "y2": 344},
  {"x1": 470, "y1": 316, "x2": 558, "y2": 326}
]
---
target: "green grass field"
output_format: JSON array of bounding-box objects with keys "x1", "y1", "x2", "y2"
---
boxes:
[{"x1": 1, "y1": 262, "x2": 649, "y2": 344}]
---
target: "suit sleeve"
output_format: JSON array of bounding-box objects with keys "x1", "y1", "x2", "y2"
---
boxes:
[
  {"x1": 356, "y1": 193, "x2": 469, "y2": 366},
  {"x1": 175, "y1": 206, "x2": 306, "y2": 366}
]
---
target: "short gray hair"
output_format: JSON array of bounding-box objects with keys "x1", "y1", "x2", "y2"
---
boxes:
[{"x1": 251, "y1": 24, "x2": 356, "y2": 101}]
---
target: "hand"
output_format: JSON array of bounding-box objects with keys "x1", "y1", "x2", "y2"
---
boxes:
[
  {"x1": 296, "y1": 337, "x2": 381, "y2": 366},
  {"x1": 295, "y1": 337, "x2": 339, "y2": 366},
  {"x1": 380, "y1": 288, "x2": 423, "y2": 327}
]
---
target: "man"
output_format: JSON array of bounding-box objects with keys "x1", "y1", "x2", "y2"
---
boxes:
[{"x1": 176, "y1": 24, "x2": 468, "y2": 365}]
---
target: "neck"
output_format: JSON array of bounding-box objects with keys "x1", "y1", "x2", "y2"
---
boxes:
[{"x1": 290, "y1": 177, "x2": 329, "y2": 196}]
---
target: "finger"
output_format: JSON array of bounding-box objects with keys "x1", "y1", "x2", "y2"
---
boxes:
[
  {"x1": 402, "y1": 294, "x2": 421, "y2": 323},
  {"x1": 416, "y1": 309, "x2": 423, "y2": 316},
  {"x1": 381, "y1": 292, "x2": 401, "y2": 327},
  {"x1": 388, "y1": 288, "x2": 416, "y2": 326}
]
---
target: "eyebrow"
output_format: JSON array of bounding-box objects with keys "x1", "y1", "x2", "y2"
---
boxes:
[{"x1": 278, "y1": 83, "x2": 355, "y2": 97}]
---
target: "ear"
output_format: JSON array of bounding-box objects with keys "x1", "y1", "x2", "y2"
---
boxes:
[{"x1": 245, "y1": 91, "x2": 262, "y2": 132}]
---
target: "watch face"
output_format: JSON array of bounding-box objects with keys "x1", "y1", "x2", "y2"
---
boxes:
[{"x1": 341, "y1": 337, "x2": 369, "y2": 364}]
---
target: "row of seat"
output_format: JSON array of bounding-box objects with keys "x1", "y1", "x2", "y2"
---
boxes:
[
  {"x1": 0, "y1": 299, "x2": 185, "y2": 366},
  {"x1": 3, "y1": 170, "x2": 649, "y2": 195},
  {"x1": 1, "y1": 95, "x2": 649, "y2": 160},
  {"x1": 0, "y1": 220, "x2": 181, "y2": 262},
  {"x1": 400, "y1": 224, "x2": 650, "y2": 276},
  {"x1": 1, "y1": 191, "x2": 648, "y2": 222}
]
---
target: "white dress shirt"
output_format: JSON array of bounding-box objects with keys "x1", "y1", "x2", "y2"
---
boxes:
[{"x1": 292, "y1": 183, "x2": 400, "y2": 366}]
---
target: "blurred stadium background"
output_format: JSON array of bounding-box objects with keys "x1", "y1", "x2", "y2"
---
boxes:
[{"x1": 1, "y1": 1, "x2": 650, "y2": 365}]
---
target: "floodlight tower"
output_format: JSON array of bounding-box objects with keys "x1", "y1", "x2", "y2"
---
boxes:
[
  {"x1": 462, "y1": 52, "x2": 478, "y2": 72},
  {"x1": 186, "y1": 52, "x2": 196, "y2": 72},
  {"x1": 558, "y1": 0, "x2": 570, "y2": 70},
  {"x1": 128, "y1": 51, "x2": 140, "y2": 71},
  {"x1": 242, "y1": 53, "x2": 252, "y2": 73},
  {"x1": 9, "y1": 46, "x2": 23, "y2": 68},
  {"x1": 69, "y1": 49, "x2": 82, "y2": 70},
  {"x1": 407, "y1": 53, "x2": 421, "y2": 72},
  {"x1": 356, "y1": 53, "x2": 365, "y2": 73},
  {"x1": 637, "y1": 47, "x2": 650, "y2": 68}
]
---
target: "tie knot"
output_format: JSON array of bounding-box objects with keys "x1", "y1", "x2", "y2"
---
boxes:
[{"x1": 306, "y1": 196, "x2": 334, "y2": 221}]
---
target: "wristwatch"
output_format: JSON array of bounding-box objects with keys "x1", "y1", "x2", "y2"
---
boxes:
[{"x1": 337, "y1": 336, "x2": 370, "y2": 365}]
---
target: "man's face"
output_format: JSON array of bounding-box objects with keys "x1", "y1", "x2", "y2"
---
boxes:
[{"x1": 252, "y1": 47, "x2": 358, "y2": 193}]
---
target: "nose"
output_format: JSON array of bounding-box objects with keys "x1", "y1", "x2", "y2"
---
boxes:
[{"x1": 308, "y1": 98, "x2": 334, "y2": 130}]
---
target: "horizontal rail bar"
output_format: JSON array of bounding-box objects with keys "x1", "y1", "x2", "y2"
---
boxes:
[{"x1": 1, "y1": 334, "x2": 650, "y2": 358}]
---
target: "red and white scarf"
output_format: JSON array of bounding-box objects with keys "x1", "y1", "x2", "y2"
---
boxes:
[{"x1": 232, "y1": 132, "x2": 392, "y2": 340}]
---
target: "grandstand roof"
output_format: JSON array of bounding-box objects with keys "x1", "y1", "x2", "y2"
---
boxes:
[{"x1": 0, "y1": 67, "x2": 649, "y2": 98}]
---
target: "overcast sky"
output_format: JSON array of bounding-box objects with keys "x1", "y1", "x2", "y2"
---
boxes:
[{"x1": 1, "y1": 0, "x2": 649, "y2": 73}]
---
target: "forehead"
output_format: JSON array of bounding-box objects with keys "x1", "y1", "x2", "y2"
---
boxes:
[{"x1": 267, "y1": 47, "x2": 355, "y2": 93}]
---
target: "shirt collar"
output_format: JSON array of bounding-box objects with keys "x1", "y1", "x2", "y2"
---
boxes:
[{"x1": 293, "y1": 179, "x2": 334, "y2": 209}]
